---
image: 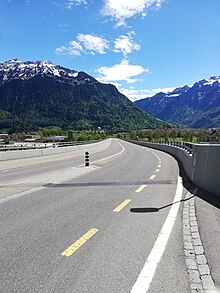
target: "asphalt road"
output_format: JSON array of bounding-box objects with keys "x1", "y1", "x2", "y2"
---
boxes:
[{"x1": 0, "y1": 138, "x2": 218, "y2": 292}]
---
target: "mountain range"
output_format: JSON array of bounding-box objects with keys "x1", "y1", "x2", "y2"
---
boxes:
[
  {"x1": 134, "y1": 77, "x2": 220, "y2": 128},
  {"x1": 0, "y1": 59, "x2": 165, "y2": 132}
]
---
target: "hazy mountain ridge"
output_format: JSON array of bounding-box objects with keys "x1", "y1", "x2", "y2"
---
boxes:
[
  {"x1": 0, "y1": 59, "x2": 166, "y2": 131},
  {"x1": 134, "y1": 76, "x2": 220, "y2": 128}
]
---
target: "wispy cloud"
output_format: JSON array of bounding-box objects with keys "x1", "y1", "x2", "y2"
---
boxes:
[
  {"x1": 96, "y1": 59, "x2": 148, "y2": 84},
  {"x1": 56, "y1": 34, "x2": 109, "y2": 56},
  {"x1": 113, "y1": 31, "x2": 140, "y2": 57},
  {"x1": 65, "y1": 0, "x2": 89, "y2": 9},
  {"x1": 120, "y1": 86, "x2": 177, "y2": 101},
  {"x1": 101, "y1": 0, "x2": 164, "y2": 27},
  {"x1": 56, "y1": 31, "x2": 140, "y2": 57}
]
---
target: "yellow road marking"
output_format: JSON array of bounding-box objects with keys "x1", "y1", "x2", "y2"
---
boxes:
[
  {"x1": 135, "y1": 185, "x2": 147, "y2": 193},
  {"x1": 61, "y1": 228, "x2": 98, "y2": 257},
  {"x1": 113, "y1": 199, "x2": 131, "y2": 212},
  {"x1": 156, "y1": 169, "x2": 160, "y2": 173},
  {"x1": 149, "y1": 175, "x2": 156, "y2": 180},
  {"x1": 158, "y1": 164, "x2": 161, "y2": 168}
]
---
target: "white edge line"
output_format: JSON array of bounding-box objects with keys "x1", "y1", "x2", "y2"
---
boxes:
[
  {"x1": 0, "y1": 186, "x2": 45, "y2": 205},
  {"x1": 130, "y1": 176, "x2": 183, "y2": 293},
  {"x1": 91, "y1": 140, "x2": 125, "y2": 164}
]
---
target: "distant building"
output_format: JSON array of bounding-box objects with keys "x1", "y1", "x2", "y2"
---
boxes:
[{"x1": 40, "y1": 136, "x2": 65, "y2": 142}]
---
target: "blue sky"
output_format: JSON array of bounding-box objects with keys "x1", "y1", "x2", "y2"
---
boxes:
[{"x1": 0, "y1": 0, "x2": 220, "y2": 101}]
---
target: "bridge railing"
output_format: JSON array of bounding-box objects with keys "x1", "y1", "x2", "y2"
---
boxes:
[
  {"x1": 124, "y1": 139, "x2": 220, "y2": 197},
  {"x1": 0, "y1": 140, "x2": 101, "y2": 152},
  {"x1": 147, "y1": 140, "x2": 194, "y2": 155}
]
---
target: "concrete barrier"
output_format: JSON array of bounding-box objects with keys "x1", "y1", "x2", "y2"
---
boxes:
[
  {"x1": 125, "y1": 140, "x2": 220, "y2": 197},
  {"x1": 0, "y1": 140, "x2": 104, "y2": 161}
]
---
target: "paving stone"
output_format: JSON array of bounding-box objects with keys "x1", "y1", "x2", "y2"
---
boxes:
[
  {"x1": 191, "y1": 226, "x2": 199, "y2": 233},
  {"x1": 185, "y1": 242, "x2": 194, "y2": 250},
  {"x1": 193, "y1": 238, "x2": 202, "y2": 246},
  {"x1": 188, "y1": 269, "x2": 201, "y2": 283},
  {"x1": 184, "y1": 235, "x2": 192, "y2": 242},
  {"x1": 186, "y1": 258, "x2": 197, "y2": 270},
  {"x1": 198, "y1": 264, "x2": 210, "y2": 276},
  {"x1": 201, "y1": 275, "x2": 216, "y2": 290},
  {"x1": 190, "y1": 217, "x2": 197, "y2": 221},
  {"x1": 196, "y1": 255, "x2": 207, "y2": 265},
  {"x1": 192, "y1": 232, "x2": 200, "y2": 239},
  {"x1": 185, "y1": 249, "x2": 195, "y2": 258},
  {"x1": 190, "y1": 220, "x2": 198, "y2": 226},
  {"x1": 195, "y1": 246, "x2": 204, "y2": 255},
  {"x1": 190, "y1": 213, "x2": 196, "y2": 217}
]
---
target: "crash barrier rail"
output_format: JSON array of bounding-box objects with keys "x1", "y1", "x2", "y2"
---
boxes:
[
  {"x1": 125, "y1": 139, "x2": 220, "y2": 197},
  {"x1": 0, "y1": 139, "x2": 104, "y2": 162},
  {"x1": 151, "y1": 140, "x2": 194, "y2": 155},
  {"x1": 0, "y1": 140, "x2": 101, "y2": 152}
]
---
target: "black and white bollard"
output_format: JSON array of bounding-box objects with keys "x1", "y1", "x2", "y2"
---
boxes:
[{"x1": 85, "y1": 152, "x2": 89, "y2": 166}]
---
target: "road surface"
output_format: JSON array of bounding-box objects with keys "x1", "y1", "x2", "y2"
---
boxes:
[{"x1": 0, "y1": 138, "x2": 219, "y2": 292}]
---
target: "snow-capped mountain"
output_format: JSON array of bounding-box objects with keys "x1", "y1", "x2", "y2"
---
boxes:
[
  {"x1": 0, "y1": 59, "x2": 165, "y2": 131},
  {"x1": 134, "y1": 76, "x2": 220, "y2": 128},
  {"x1": 0, "y1": 59, "x2": 96, "y2": 85}
]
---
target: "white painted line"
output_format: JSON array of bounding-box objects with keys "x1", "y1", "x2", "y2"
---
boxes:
[
  {"x1": 0, "y1": 187, "x2": 45, "y2": 205},
  {"x1": 91, "y1": 140, "x2": 125, "y2": 164},
  {"x1": 131, "y1": 177, "x2": 183, "y2": 293}
]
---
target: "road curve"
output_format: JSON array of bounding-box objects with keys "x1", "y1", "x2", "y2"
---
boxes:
[{"x1": 0, "y1": 138, "x2": 203, "y2": 292}]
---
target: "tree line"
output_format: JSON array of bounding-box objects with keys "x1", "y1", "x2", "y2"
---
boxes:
[{"x1": 128, "y1": 128, "x2": 220, "y2": 143}]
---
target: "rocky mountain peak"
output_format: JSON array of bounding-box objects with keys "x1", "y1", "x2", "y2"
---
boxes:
[{"x1": 0, "y1": 59, "x2": 97, "y2": 85}]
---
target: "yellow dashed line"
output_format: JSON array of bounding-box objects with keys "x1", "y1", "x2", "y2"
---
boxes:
[
  {"x1": 113, "y1": 199, "x2": 131, "y2": 212},
  {"x1": 61, "y1": 228, "x2": 99, "y2": 257},
  {"x1": 149, "y1": 175, "x2": 156, "y2": 180},
  {"x1": 135, "y1": 185, "x2": 147, "y2": 193}
]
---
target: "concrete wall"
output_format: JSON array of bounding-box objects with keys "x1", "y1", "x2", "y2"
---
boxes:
[
  {"x1": 0, "y1": 141, "x2": 103, "y2": 161},
  {"x1": 126, "y1": 140, "x2": 220, "y2": 197},
  {"x1": 192, "y1": 144, "x2": 220, "y2": 196}
]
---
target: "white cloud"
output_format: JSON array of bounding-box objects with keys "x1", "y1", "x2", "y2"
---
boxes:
[
  {"x1": 119, "y1": 86, "x2": 177, "y2": 101},
  {"x1": 96, "y1": 59, "x2": 148, "y2": 84},
  {"x1": 77, "y1": 33, "x2": 109, "y2": 54},
  {"x1": 113, "y1": 31, "x2": 140, "y2": 57},
  {"x1": 55, "y1": 32, "x2": 142, "y2": 57},
  {"x1": 55, "y1": 34, "x2": 109, "y2": 56},
  {"x1": 101, "y1": 0, "x2": 164, "y2": 26},
  {"x1": 65, "y1": 0, "x2": 88, "y2": 9}
]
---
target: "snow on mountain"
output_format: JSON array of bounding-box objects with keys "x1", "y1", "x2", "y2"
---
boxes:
[
  {"x1": 134, "y1": 75, "x2": 220, "y2": 128},
  {"x1": 203, "y1": 76, "x2": 220, "y2": 86},
  {"x1": 0, "y1": 59, "x2": 79, "y2": 84}
]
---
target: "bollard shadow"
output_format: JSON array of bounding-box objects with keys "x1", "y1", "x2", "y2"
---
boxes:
[{"x1": 130, "y1": 195, "x2": 194, "y2": 213}]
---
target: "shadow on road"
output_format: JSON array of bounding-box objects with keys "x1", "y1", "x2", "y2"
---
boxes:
[
  {"x1": 46, "y1": 179, "x2": 176, "y2": 188},
  {"x1": 130, "y1": 195, "x2": 194, "y2": 213}
]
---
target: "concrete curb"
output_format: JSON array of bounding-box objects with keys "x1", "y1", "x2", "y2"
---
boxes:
[{"x1": 183, "y1": 188, "x2": 216, "y2": 293}]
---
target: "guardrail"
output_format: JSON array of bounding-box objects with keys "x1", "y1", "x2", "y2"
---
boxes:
[
  {"x1": 150, "y1": 141, "x2": 194, "y2": 155},
  {"x1": 0, "y1": 139, "x2": 106, "y2": 162},
  {"x1": 125, "y1": 139, "x2": 220, "y2": 197},
  {"x1": 0, "y1": 140, "x2": 101, "y2": 152}
]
